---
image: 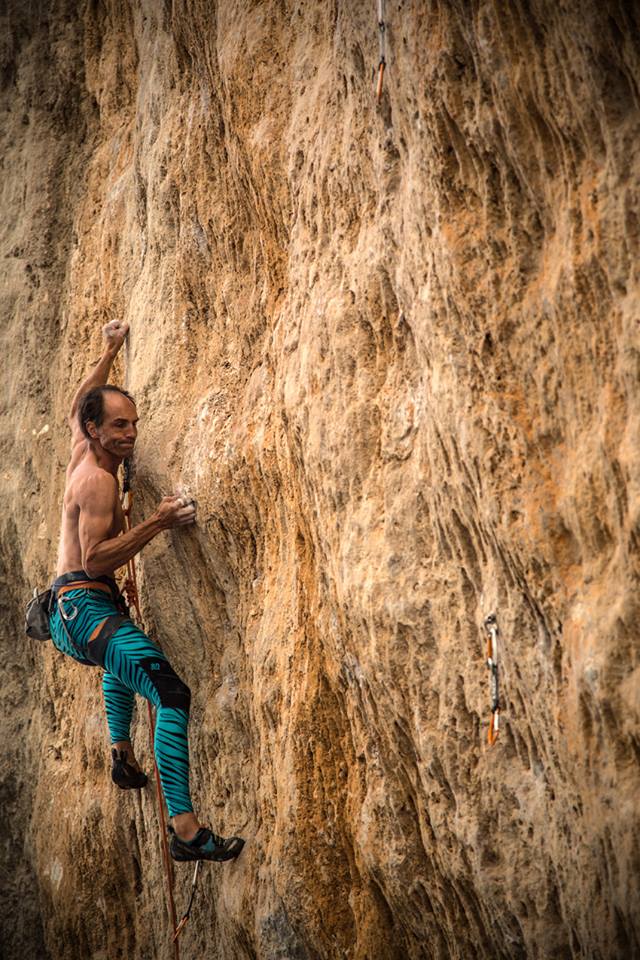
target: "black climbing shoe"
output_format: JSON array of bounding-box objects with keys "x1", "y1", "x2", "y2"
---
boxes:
[
  {"x1": 168, "y1": 825, "x2": 245, "y2": 863},
  {"x1": 111, "y1": 748, "x2": 148, "y2": 790}
]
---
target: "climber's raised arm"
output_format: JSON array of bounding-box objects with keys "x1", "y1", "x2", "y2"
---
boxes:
[{"x1": 68, "y1": 320, "x2": 129, "y2": 447}]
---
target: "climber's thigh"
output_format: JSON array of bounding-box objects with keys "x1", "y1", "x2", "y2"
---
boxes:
[{"x1": 103, "y1": 620, "x2": 191, "y2": 712}]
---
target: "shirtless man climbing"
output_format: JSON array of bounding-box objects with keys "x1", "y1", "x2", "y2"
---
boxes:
[{"x1": 50, "y1": 319, "x2": 243, "y2": 863}]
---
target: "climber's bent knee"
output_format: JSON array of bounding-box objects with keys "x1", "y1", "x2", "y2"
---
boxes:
[{"x1": 138, "y1": 657, "x2": 191, "y2": 711}]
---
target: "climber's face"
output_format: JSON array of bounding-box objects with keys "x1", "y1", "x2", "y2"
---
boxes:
[{"x1": 86, "y1": 392, "x2": 139, "y2": 458}]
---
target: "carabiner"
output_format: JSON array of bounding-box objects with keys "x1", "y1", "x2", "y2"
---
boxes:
[{"x1": 58, "y1": 595, "x2": 78, "y2": 622}]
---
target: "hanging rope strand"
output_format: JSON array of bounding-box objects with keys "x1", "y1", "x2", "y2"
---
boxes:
[{"x1": 121, "y1": 461, "x2": 181, "y2": 958}]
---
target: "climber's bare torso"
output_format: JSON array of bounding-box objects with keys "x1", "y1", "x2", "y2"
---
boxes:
[
  {"x1": 55, "y1": 384, "x2": 139, "y2": 578},
  {"x1": 55, "y1": 440, "x2": 125, "y2": 576}
]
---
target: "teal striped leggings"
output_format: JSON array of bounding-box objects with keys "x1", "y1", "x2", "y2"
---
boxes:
[{"x1": 49, "y1": 587, "x2": 193, "y2": 817}]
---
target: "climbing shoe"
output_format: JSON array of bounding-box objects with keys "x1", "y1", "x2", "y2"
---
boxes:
[
  {"x1": 168, "y1": 825, "x2": 245, "y2": 863},
  {"x1": 111, "y1": 748, "x2": 148, "y2": 790}
]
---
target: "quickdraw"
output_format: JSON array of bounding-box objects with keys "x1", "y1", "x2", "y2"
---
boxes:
[
  {"x1": 484, "y1": 613, "x2": 500, "y2": 746},
  {"x1": 173, "y1": 861, "x2": 202, "y2": 942},
  {"x1": 376, "y1": 0, "x2": 386, "y2": 102}
]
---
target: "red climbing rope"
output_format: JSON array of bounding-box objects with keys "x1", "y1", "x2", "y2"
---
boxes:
[{"x1": 121, "y1": 475, "x2": 181, "y2": 959}]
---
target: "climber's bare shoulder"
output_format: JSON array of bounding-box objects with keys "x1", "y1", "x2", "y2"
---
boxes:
[{"x1": 56, "y1": 451, "x2": 123, "y2": 576}]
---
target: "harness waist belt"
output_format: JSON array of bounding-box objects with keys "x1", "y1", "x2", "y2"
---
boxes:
[
  {"x1": 51, "y1": 571, "x2": 126, "y2": 611},
  {"x1": 52, "y1": 570, "x2": 119, "y2": 596},
  {"x1": 57, "y1": 580, "x2": 114, "y2": 600}
]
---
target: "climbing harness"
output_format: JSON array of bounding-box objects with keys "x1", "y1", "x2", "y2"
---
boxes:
[
  {"x1": 376, "y1": 0, "x2": 386, "y2": 102},
  {"x1": 484, "y1": 614, "x2": 500, "y2": 745},
  {"x1": 53, "y1": 576, "x2": 128, "y2": 666},
  {"x1": 121, "y1": 459, "x2": 182, "y2": 958},
  {"x1": 173, "y1": 862, "x2": 202, "y2": 942}
]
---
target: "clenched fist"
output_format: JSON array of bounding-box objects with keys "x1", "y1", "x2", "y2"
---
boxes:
[{"x1": 103, "y1": 319, "x2": 130, "y2": 352}]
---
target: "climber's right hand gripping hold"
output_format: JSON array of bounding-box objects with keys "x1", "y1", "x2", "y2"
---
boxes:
[
  {"x1": 80, "y1": 480, "x2": 197, "y2": 578},
  {"x1": 156, "y1": 494, "x2": 197, "y2": 529}
]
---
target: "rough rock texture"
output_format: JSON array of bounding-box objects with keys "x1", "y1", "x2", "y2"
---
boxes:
[{"x1": 1, "y1": 1, "x2": 639, "y2": 958}]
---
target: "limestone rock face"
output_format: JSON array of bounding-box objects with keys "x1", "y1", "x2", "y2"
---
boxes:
[{"x1": 1, "y1": 2, "x2": 639, "y2": 958}]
